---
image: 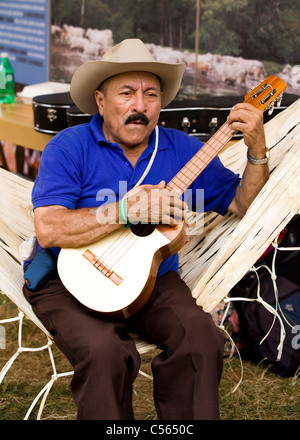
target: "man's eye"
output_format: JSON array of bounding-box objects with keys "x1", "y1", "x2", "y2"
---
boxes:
[{"x1": 146, "y1": 92, "x2": 158, "y2": 98}]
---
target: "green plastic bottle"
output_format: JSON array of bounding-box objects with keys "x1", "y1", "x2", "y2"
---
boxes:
[{"x1": 0, "y1": 53, "x2": 15, "y2": 103}]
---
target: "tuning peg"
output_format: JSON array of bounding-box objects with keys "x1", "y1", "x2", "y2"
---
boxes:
[
  {"x1": 276, "y1": 93, "x2": 283, "y2": 107},
  {"x1": 268, "y1": 103, "x2": 275, "y2": 115}
]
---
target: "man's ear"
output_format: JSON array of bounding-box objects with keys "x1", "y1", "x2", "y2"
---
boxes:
[{"x1": 94, "y1": 90, "x2": 104, "y2": 116}]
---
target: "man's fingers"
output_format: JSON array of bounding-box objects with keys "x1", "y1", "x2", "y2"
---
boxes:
[{"x1": 125, "y1": 183, "x2": 188, "y2": 225}]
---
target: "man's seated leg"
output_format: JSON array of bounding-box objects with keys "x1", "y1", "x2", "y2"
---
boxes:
[
  {"x1": 23, "y1": 275, "x2": 141, "y2": 420},
  {"x1": 129, "y1": 271, "x2": 224, "y2": 420}
]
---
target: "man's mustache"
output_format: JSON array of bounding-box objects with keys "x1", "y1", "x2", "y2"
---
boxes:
[{"x1": 125, "y1": 113, "x2": 150, "y2": 125}]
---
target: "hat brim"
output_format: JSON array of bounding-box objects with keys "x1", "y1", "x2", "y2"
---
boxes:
[{"x1": 70, "y1": 60, "x2": 186, "y2": 115}]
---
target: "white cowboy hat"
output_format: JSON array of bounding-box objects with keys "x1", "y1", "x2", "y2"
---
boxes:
[{"x1": 70, "y1": 38, "x2": 186, "y2": 115}]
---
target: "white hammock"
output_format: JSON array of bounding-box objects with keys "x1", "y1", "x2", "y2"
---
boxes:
[{"x1": 180, "y1": 98, "x2": 300, "y2": 312}]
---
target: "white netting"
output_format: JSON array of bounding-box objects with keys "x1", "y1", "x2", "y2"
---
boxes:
[{"x1": 217, "y1": 237, "x2": 300, "y2": 393}]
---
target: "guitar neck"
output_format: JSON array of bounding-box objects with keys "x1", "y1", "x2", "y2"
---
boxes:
[{"x1": 166, "y1": 122, "x2": 236, "y2": 195}]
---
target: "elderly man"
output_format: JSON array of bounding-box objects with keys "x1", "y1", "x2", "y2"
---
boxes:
[{"x1": 23, "y1": 39, "x2": 268, "y2": 420}]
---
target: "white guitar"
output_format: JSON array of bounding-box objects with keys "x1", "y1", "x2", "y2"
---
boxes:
[{"x1": 57, "y1": 76, "x2": 286, "y2": 319}]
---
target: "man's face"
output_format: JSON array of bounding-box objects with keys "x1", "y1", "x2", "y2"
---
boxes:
[{"x1": 94, "y1": 71, "x2": 162, "y2": 151}]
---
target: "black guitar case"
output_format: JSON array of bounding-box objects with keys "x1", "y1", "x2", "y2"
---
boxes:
[
  {"x1": 32, "y1": 91, "x2": 298, "y2": 139},
  {"x1": 32, "y1": 92, "x2": 76, "y2": 134}
]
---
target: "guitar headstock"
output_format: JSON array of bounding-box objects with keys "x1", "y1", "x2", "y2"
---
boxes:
[{"x1": 244, "y1": 75, "x2": 287, "y2": 115}]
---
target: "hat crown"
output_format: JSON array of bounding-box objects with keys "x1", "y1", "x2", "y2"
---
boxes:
[{"x1": 102, "y1": 38, "x2": 155, "y2": 63}]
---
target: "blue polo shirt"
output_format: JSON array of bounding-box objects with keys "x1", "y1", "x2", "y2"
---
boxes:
[{"x1": 32, "y1": 113, "x2": 240, "y2": 276}]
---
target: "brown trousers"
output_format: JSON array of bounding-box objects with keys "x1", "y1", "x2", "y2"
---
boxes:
[{"x1": 23, "y1": 270, "x2": 224, "y2": 420}]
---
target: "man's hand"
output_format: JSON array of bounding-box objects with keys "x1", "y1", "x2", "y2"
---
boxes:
[
  {"x1": 227, "y1": 102, "x2": 266, "y2": 159},
  {"x1": 227, "y1": 102, "x2": 269, "y2": 218},
  {"x1": 125, "y1": 181, "x2": 188, "y2": 226}
]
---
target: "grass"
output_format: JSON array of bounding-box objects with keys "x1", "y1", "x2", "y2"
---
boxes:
[{"x1": 0, "y1": 294, "x2": 299, "y2": 421}]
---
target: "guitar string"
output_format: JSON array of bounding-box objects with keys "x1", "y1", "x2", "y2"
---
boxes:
[
  {"x1": 169, "y1": 90, "x2": 273, "y2": 194},
  {"x1": 98, "y1": 227, "x2": 131, "y2": 262},
  {"x1": 98, "y1": 225, "x2": 156, "y2": 271},
  {"x1": 97, "y1": 227, "x2": 135, "y2": 268},
  {"x1": 90, "y1": 227, "x2": 145, "y2": 277},
  {"x1": 98, "y1": 97, "x2": 266, "y2": 270},
  {"x1": 184, "y1": 78, "x2": 280, "y2": 190},
  {"x1": 98, "y1": 128, "x2": 235, "y2": 269},
  {"x1": 94, "y1": 126, "x2": 160, "y2": 270},
  {"x1": 169, "y1": 122, "x2": 234, "y2": 194},
  {"x1": 95, "y1": 86, "x2": 276, "y2": 273}
]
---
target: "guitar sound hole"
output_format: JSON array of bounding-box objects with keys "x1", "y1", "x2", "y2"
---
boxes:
[{"x1": 130, "y1": 223, "x2": 156, "y2": 237}]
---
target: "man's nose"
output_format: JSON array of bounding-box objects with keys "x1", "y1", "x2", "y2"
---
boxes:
[{"x1": 132, "y1": 92, "x2": 147, "y2": 113}]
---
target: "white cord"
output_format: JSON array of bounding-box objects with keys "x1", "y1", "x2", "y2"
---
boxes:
[
  {"x1": 90, "y1": 125, "x2": 159, "y2": 217},
  {"x1": 134, "y1": 125, "x2": 159, "y2": 187}
]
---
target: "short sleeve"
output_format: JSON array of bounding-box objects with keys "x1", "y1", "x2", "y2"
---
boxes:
[{"x1": 32, "y1": 137, "x2": 83, "y2": 210}]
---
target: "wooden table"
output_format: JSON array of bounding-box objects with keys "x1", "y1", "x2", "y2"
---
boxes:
[{"x1": 0, "y1": 98, "x2": 53, "y2": 151}]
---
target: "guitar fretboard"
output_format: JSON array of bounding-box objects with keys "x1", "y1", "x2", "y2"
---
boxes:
[{"x1": 166, "y1": 122, "x2": 236, "y2": 196}]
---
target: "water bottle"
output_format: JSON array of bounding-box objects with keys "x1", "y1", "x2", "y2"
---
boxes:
[
  {"x1": 0, "y1": 64, "x2": 5, "y2": 94},
  {"x1": 0, "y1": 53, "x2": 15, "y2": 103}
]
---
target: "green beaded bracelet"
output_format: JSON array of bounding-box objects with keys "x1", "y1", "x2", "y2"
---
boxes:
[{"x1": 119, "y1": 197, "x2": 130, "y2": 226}]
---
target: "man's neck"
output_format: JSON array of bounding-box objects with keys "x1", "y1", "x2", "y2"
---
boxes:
[{"x1": 120, "y1": 141, "x2": 149, "y2": 167}]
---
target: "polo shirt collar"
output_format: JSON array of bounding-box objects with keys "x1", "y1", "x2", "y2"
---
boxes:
[{"x1": 90, "y1": 113, "x2": 108, "y2": 144}]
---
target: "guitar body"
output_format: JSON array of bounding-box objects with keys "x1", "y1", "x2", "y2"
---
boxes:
[{"x1": 57, "y1": 221, "x2": 187, "y2": 318}]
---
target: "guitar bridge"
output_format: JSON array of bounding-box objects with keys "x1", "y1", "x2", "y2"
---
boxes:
[{"x1": 83, "y1": 249, "x2": 123, "y2": 286}]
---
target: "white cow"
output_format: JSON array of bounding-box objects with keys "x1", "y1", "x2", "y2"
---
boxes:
[
  {"x1": 85, "y1": 28, "x2": 113, "y2": 55},
  {"x1": 62, "y1": 24, "x2": 85, "y2": 42}
]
